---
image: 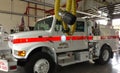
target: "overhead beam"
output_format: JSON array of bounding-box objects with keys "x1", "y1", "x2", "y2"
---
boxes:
[
  {"x1": 0, "y1": 10, "x2": 42, "y2": 18},
  {"x1": 21, "y1": 0, "x2": 54, "y2": 8}
]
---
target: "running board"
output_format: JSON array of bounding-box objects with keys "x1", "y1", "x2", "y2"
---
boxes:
[{"x1": 59, "y1": 60, "x2": 81, "y2": 66}]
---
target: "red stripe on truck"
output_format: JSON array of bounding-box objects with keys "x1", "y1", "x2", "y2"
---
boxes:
[
  {"x1": 12, "y1": 36, "x2": 118, "y2": 44},
  {"x1": 12, "y1": 36, "x2": 61, "y2": 44}
]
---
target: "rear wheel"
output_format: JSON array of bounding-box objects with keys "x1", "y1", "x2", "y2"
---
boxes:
[
  {"x1": 95, "y1": 46, "x2": 111, "y2": 65},
  {"x1": 24, "y1": 52, "x2": 56, "y2": 73}
]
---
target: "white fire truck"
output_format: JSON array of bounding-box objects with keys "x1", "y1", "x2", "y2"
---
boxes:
[{"x1": 0, "y1": 15, "x2": 119, "y2": 73}]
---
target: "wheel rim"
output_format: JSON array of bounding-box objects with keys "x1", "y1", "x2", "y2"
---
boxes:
[
  {"x1": 34, "y1": 59, "x2": 50, "y2": 73},
  {"x1": 102, "y1": 49, "x2": 109, "y2": 61}
]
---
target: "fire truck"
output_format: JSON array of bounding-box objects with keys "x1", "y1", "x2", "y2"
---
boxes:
[
  {"x1": 0, "y1": 1, "x2": 119, "y2": 73},
  {"x1": 0, "y1": 14, "x2": 119, "y2": 73}
]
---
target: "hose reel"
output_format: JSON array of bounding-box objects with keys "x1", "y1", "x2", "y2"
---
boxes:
[{"x1": 59, "y1": 11, "x2": 76, "y2": 25}]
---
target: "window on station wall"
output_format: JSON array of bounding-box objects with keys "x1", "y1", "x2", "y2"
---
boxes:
[
  {"x1": 96, "y1": 19, "x2": 108, "y2": 25},
  {"x1": 112, "y1": 19, "x2": 120, "y2": 29},
  {"x1": 112, "y1": 19, "x2": 120, "y2": 26},
  {"x1": 96, "y1": 19, "x2": 120, "y2": 26},
  {"x1": 112, "y1": 19, "x2": 120, "y2": 36},
  {"x1": 96, "y1": 11, "x2": 108, "y2": 25}
]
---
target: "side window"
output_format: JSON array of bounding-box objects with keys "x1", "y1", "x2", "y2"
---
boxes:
[
  {"x1": 34, "y1": 17, "x2": 53, "y2": 30},
  {"x1": 76, "y1": 21, "x2": 85, "y2": 32}
]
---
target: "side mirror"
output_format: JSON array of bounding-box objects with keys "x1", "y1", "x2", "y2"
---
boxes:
[{"x1": 55, "y1": 25, "x2": 59, "y2": 31}]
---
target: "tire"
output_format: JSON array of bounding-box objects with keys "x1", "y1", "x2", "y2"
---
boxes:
[
  {"x1": 24, "y1": 52, "x2": 56, "y2": 73},
  {"x1": 94, "y1": 46, "x2": 111, "y2": 65},
  {"x1": 17, "y1": 60, "x2": 26, "y2": 67}
]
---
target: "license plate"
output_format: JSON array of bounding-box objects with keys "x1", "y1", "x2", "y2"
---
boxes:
[{"x1": 0, "y1": 59, "x2": 9, "y2": 72}]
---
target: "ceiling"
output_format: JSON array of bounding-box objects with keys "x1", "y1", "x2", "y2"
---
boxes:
[
  {"x1": 21, "y1": 0, "x2": 120, "y2": 18},
  {"x1": 22, "y1": 0, "x2": 120, "y2": 10},
  {"x1": 100, "y1": 0, "x2": 120, "y2": 4},
  {"x1": 94, "y1": 0, "x2": 120, "y2": 5},
  {"x1": 97, "y1": 0, "x2": 120, "y2": 19}
]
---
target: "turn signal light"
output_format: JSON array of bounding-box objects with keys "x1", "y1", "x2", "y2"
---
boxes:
[{"x1": 17, "y1": 51, "x2": 26, "y2": 57}]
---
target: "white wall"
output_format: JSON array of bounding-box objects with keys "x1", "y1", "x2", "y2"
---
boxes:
[{"x1": 0, "y1": 0, "x2": 44, "y2": 33}]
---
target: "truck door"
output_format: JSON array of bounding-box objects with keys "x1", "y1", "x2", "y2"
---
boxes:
[
  {"x1": 53, "y1": 20, "x2": 72, "y2": 53},
  {"x1": 71, "y1": 20, "x2": 88, "y2": 50}
]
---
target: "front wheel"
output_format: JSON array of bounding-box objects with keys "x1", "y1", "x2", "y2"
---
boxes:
[
  {"x1": 24, "y1": 52, "x2": 56, "y2": 73},
  {"x1": 94, "y1": 46, "x2": 111, "y2": 65}
]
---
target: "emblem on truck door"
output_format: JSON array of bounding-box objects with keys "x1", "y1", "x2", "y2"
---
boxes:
[{"x1": 61, "y1": 35, "x2": 66, "y2": 42}]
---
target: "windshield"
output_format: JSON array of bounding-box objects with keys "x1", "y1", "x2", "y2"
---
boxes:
[{"x1": 34, "y1": 17, "x2": 53, "y2": 30}]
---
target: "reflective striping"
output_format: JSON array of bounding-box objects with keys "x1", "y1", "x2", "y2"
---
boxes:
[
  {"x1": 87, "y1": 36, "x2": 93, "y2": 40},
  {"x1": 12, "y1": 36, "x2": 61, "y2": 44},
  {"x1": 72, "y1": 36, "x2": 86, "y2": 40},
  {"x1": 101, "y1": 36, "x2": 119, "y2": 39},
  {"x1": 12, "y1": 36, "x2": 118, "y2": 44}
]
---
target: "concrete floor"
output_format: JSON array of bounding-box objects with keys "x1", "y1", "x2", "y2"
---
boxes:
[{"x1": 0, "y1": 52, "x2": 120, "y2": 73}]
